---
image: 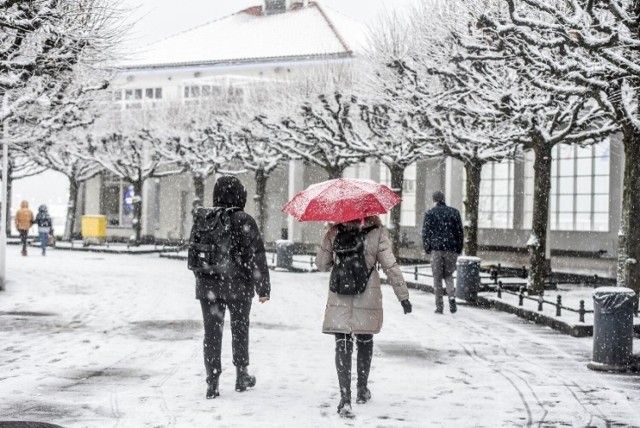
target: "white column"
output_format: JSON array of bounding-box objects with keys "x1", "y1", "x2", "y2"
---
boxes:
[{"x1": 287, "y1": 160, "x2": 304, "y2": 242}]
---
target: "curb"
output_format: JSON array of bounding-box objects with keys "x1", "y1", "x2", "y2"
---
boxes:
[
  {"x1": 474, "y1": 294, "x2": 593, "y2": 337},
  {"x1": 33, "y1": 243, "x2": 182, "y2": 255}
]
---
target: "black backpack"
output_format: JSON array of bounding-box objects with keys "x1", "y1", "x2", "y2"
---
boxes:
[
  {"x1": 329, "y1": 225, "x2": 377, "y2": 295},
  {"x1": 187, "y1": 207, "x2": 240, "y2": 275}
]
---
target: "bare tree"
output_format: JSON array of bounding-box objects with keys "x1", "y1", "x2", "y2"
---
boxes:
[
  {"x1": 382, "y1": 3, "x2": 521, "y2": 257},
  {"x1": 28, "y1": 134, "x2": 103, "y2": 240},
  {"x1": 0, "y1": 0, "x2": 123, "y2": 246},
  {"x1": 18, "y1": 74, "x2": 110, "y2": 240},
  {"x1": 477, "y1": 0, "x2": 631, "y2": 291},
  {"x1": 232, "y1": 119, "x2": 287, "y2": 233},
  {"x1": 85, "y1": 129, "x2": 182, "y2": 245},
  {"x1": 257, "y1": 91, "x2": 367, "y2": 180}
]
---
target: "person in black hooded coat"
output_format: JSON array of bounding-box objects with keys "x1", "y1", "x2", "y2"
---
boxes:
[{"x1": 191, "y1": 176, "x2": 271, "y2": 399}]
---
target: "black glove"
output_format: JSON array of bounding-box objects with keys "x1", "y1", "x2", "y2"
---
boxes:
[{"x1": 401, "y1": 300, "x2": 412, "y2": 314}]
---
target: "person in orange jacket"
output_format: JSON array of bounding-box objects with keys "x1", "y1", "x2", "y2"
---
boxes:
[{"x1": 15, "y1": 201, "x2": 34, "y2": 256}]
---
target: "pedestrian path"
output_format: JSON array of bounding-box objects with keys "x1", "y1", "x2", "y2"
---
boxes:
[{"x1": 0, "y1": 251, "x2": 638, "y2": 427}]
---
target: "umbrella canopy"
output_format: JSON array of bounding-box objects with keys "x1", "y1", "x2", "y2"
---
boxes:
[{"x1": 283, "y1": 178, "x2": 402, "y2": 223}]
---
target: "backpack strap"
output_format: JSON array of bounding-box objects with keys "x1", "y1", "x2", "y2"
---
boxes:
[{"x1": 361, "y1": 226, "x2": 379, "y2": 281}]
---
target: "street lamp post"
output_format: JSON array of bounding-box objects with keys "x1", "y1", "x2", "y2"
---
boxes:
[{"x1": 0, "y1": 96, "x2": 8, "y2": 291}]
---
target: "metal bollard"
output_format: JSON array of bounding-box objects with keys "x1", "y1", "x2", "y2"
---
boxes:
[
  {"x1": 518, "y1": 287, "x2": 524, "y2": 307},
  {"x1": 497, "y1": 281, "x2": 502, "y2": 299},
  {"x1": 538, "y1": 293, "x2": 544, "y2": 312},
  {"x1": 579, "y1": 300, "x2": 586, "y2": 323},
  {"x1": 556, "y1": 295, "x2": 562, "y2": 317}
]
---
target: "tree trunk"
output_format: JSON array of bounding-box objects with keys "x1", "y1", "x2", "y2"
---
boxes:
[
  {"x1": 528, "y1": 141, "x2": 553, "y2": 295},
  {"x1": 388, "y1": 164, "x2": 405, "y2": 256},
  {"x1": 192, "y1": 173, "x2": 205, "y2": 206},
  {"x1": 326, "y1": 166, "x2": 343, "y2": 180},
  {"x1": 63, "y1": 178, "x2": 79, "y2": 241},
  {"x1": 132, "y1": 178, "x2": 143, "y2": 246},
  {"x1": 463, "y1": 160, "x2": 482, "y2": 257},
  {"x1": 255, "y1": 168, "x2": 268, "y2": 234},
  {"x1": 617, "y1": 124, "x2": 640, "y2": 294}
]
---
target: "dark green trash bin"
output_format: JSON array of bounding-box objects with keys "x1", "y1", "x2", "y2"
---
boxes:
[
  {"x1": 455, "y1": 256, "x2": 481, "y2": 302},
  {"x1": 276, "y1": 240, "x2": 294, "y2": 270},
  {"x1": 588, "y1": 286, "x2": 636, "y2": 372}
]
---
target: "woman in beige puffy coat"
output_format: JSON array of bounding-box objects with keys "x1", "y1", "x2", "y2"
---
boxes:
[{"x1": 315, "y1": 216, "x2": 412, "y2": 417}]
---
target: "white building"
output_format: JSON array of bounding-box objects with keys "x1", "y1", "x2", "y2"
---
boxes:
[{"x1": 80, "y1": 0, "x2": 620, "y2": 275}]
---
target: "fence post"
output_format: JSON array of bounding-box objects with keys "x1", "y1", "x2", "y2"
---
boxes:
[
  {"x1": 579, "y1": 300, "x2": 586, "y2": 323},
  {"x1": 518, "y1": 286, "x2": 524, "y2": 307},
  {"x1": 538, "y1": 292, "x2": 544, "y2": 312},
  {"x1": 497, "y1": 281, "x2": 502, "y2": 299},
  {"x1": 521, "y1": 266, "x2": 527, "y2": 279},
  {"x1": 556, "y1": 295, "x2": 562, "y2": 317},
  {"x1": 272, "y1": 253, "x2": 275, "y2": 264},
  {"x1": 310, "y1": 256, "x2": 314, "y2": 268},
  {"x1": 497, "y1": 263, "x2": 502, "y2": 276},
  {"x1": 634, "y1": 295, "x2": 639, "y2": 318},
  {"x1": 414, "y1": 266, "x2": 419, "y2": 281}
]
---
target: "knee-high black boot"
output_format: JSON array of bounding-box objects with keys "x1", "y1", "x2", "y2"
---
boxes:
[
  {"x1": 335, "y1": 334, "x2": 354, "y2": 416},
  {"x1": 356, "y1": 335, "x2": 373, "y2": 404}
]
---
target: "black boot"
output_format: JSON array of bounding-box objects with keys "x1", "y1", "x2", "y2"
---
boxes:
[
  {"x1": 205, "y1": 362, "x2": 221, "y2": 399},
  {"x1": 235, "y1": 366, "x2": 256, "y2": 392},
  {"x1": 335, "y1": 334, "x2": 354, "y2": 417},
  {"x1": 206, "y1": 377, "x2": 220, "y2": 399},
  {"x1": 356, "y1": 335, "x2": 373, "y2": 404},
  {"x1": 449, "y1": 298, "x2": 457, "y2": 314}
]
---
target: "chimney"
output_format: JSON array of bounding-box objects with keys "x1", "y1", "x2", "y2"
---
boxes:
[{"x1": 264, "y1": 0, "x2": 287, "y2": 15}]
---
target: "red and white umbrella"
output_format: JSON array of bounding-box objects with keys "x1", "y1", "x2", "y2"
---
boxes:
[{"x1": 282, "y1": 178, "x2": 401, "y2": 223}]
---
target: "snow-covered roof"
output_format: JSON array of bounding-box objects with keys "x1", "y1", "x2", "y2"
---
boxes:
[{"x1": 120, "y1": 2, "x2": 367, "y2": 70}]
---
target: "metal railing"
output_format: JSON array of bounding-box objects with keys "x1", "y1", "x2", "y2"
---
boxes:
[{"x1": 495, "y1": 282, "x2": 597, "y2": 323}]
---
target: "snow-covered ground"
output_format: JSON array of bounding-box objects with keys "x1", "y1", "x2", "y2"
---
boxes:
[{"x1": 1, "y1": 250, "x2": 640, "y2": 427}]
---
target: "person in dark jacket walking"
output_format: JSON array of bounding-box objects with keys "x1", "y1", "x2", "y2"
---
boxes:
[
  {"x1": 190, "y1": 176, "x2": 271, "y2": 399},
  {"x1": 35, "y1": 205, "x2": 53, "y2": 256},
  {"x1": 422, "y1": 191, "x2": 463, "y2": 314}
]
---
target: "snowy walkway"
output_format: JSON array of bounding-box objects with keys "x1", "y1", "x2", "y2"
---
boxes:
[{"x1": 1, "y1": 251, "x2": 639, "y2": 427}]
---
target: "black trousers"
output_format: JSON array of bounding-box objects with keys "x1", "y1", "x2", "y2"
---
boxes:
[
  {"x1": 19, "y1": 230, "x2": 28, "y2": 252},
  {"x1": 334, "y1": 333, "x2": 374, "y2": 399},
  {"x1": 200, "y1": 298, "x2": 252, "y2": 383}
]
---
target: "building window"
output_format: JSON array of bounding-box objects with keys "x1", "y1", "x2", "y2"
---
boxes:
[
  {"x1": 111, "y1": 87, "x2": 163, "y2": 110},
  {"x1": 523, "y1": 140, "x2": 610, "y2": 231},
  {"x1": 481, "y1": 161, "x2": 515, "y2": 229},
  {"x1": 379, "y1": 163, "x2": 417, "y2": 227},
  {"x1": 463, "y1": 160, "x2": 515, "y2": 229},
  {"x1": 101, "y1": 174, "x2": 134, "y2": 228},
  {"x1": 183, "y1": 84, "x2": 244, "y2": 104}
]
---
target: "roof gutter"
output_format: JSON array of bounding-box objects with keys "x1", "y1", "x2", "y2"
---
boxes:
[{"x1": 117, "y1": 52, "x2": 353, "y2": 75}]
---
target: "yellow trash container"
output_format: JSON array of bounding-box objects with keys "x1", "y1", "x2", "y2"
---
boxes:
[{"x1": 81, "y1": 215, "x2": 107, "y2": 246}]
